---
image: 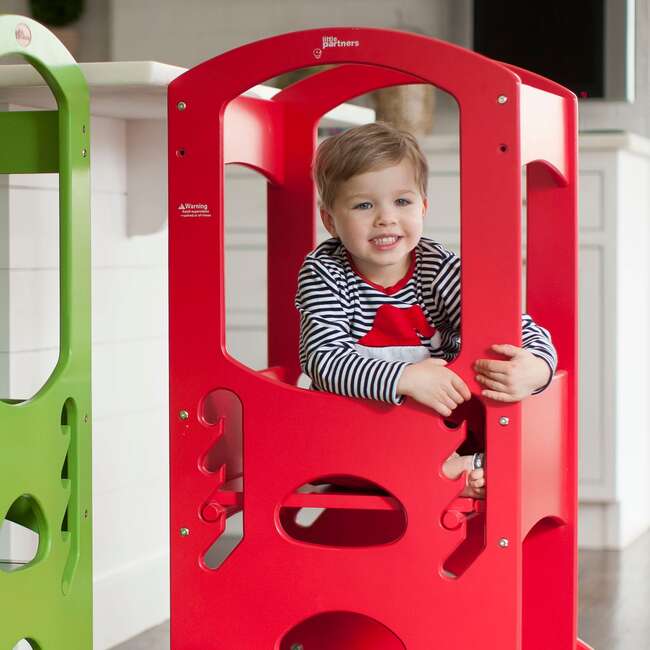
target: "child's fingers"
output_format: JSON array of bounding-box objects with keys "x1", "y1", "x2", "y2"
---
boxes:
[
  {"x1": 451, "y1": 375, "x2": 472, "y2": 400},
  {"x1": 481, "y1": 389, "x2": 517, "y2": 402},
  {"x1": 475, "y1": 374, "x2": 508, "y2": 392},
  {"x1": 440, "y1": 392, "x2": 459, "y2": 410},
  {"x1": 474, "y1": 358, "x2": 509, "y2": 374},
  {"x1": 490, "y1": 343, "x2": 521, "y2": 357},
  {"x1": 469, "y1": 475, "x2": 485, "y2": 489},
  {"x1": 431, "y1": 400, "x2": 453, "y2": 417},
  {"x1": 447, "y1": 386, "x2": 465, "y2": 406}
]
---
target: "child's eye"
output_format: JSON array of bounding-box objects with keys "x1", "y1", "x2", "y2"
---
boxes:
[
  {"x1": 353, "y1": 201, "x2": 373, "y2": 210},
  {"x1": 395, "y1": 198, "x2": 412, "y2": 207}
]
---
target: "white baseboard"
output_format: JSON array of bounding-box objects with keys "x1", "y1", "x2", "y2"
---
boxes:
[{"x1": 93, "y1": 550, "x2": 169, "y2": 650}]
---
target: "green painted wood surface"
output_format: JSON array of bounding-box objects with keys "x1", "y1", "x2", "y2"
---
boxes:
[
  {"x1": 0, "y1": 15, "x2": 92, "y2": 650},
  {"x1": 0, "y1": 111, "x2": 59, "y2": 173}
]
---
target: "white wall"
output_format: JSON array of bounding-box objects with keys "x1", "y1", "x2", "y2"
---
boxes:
[
  {"x1": 109, "y1": 0, "x2": 453, "y2": 67},
  {"x1": 0, "y1": 0, "x2": 110, "y2": 62},
  {"x1": 90, "y1": 117, "x2": 169, "y2": 649},
  {"x1": 106, "y1": 0, "x2": 650, "y2": 137}
]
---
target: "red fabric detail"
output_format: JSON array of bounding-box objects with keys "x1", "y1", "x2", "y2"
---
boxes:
[
  {"x1": 358, "y1": 304, "x2": 436, "y2": 347},
  {"x1": 348, "y1": 251, "x2": 416, "y2": 295}
]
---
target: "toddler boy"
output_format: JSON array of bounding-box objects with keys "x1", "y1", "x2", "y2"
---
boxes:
[{"x1": 295, "y1": 122, "x2": 557, "y2": 498}]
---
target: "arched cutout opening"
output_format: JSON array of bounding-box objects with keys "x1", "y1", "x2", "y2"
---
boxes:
[
  {"x1": 522, "y1": 517, "x2": 573, "y2": 647},
  {"x1": 278, "y1": 476, "x2": 406, "y2": 548},
  {"x1": 59, "y1": 396, "x2": 81, "y2": 593},
  {"x1": 0, "y1": 54, "x2": 61, "y2": 402},
  {"x1": 200, "y1": 388, "x2": 244, "y2": 570},
  {"x1": 12, "y1": 639, "x2": 41, "y2": 650},
  {"x1": 203, "y1": 510, "x2": 243, "y2": 571},
  {"x1": 279, "y1": 610, "x2": 406, "y2": 650},
  {"x1": 522, "y1": 159, "x2": 569, "y2": 359},
  {"x1": 440, "y1": 396, "x2": 487, "y2": 579},
  {"x1": 522, "y1": 164, "x2": 529, "y2": 312},
  {"x1": 219, "y1": 65, "x2": 461, "y2": 388},
  {"x1": 60, "y1": 397, "x2": 76, "y2": 535},
  {"x1": 0, "y1": 495, "x2": 45, "y2": 573},
  {"x1": 223, "y1": 162, "x2": 269, "y2": 370}
]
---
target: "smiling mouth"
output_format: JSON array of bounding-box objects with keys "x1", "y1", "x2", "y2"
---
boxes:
[{"x1": 370, "y1": 235, "x2": 401, "y2": 246}]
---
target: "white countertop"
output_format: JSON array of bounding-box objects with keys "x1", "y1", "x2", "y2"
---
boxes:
[
  {"x1": 0, "y1": 60, "x2": 374, "y2": 125},
  {"x1": 2, "y1": 61, "x2": 647, "y2": 155}
]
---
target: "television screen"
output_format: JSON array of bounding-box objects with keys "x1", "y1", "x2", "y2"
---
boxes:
[{"x1": 473, "y1": 1, "x2": 605, "y2": 98}]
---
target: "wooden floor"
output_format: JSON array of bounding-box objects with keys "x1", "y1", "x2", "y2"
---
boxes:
[
  {"x1": 578, "y1": 529, "x2": 650, "y2": 649},
  {"x1": 112, "y1": 530, "x2": 650, "y2": 650}
]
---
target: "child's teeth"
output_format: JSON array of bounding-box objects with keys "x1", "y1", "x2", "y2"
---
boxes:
[{"x1": 375, "y1": 236, "x2": 397, "y2": 244}]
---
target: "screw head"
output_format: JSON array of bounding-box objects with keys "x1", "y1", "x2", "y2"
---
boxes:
[
  {"x1": 81, "y1": 148, "x2": 87, "y2": 157},
  {"x1": 84, "y1": 414, "x2": 88, "y2": 423},
  {"x1": 291, "y1": 645, "x2": 304, "y2": 650},
  {"x1": 177, "y1": 101, "x2": 187, "y2": 111},
  {"x1": 499, "y1": 537, "x2": 509, "y2": 548},
  {"x1": 179, "y1": 410, "x2": 189, "y2": 421},
  {"x1": 499, "y1": 416, "x2": 510, "y2": 426},
  {"x1": 180, "y1": 527, "x2": 190, "y2": 537},
  {"x1": 497, "y1": 95, "x2": 508, "y2": 104},
  {"x1": 83, "y1": 509, "x2": 89, "y2": 519}
]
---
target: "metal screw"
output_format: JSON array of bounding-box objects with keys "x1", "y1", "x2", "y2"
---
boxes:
[
  {"x1": 83, "y1": 509, "x2": 88, "y2": 519},
  {"x1": 497, "y1": 95, "x2": 508, "y2": 104},
  {"x1": 82, "y1": 124, "x2": 86, "y2": 134},
  {"x1": 84, "y1": 414, "x2": 88, "y2": 423},
  {"x1": 499, "y1": 537, "x2": 509, "y2": 548},
  {"x1": 179, "y1": 410, "x2": 189, "y2": 420},
  {"x1": 180, "y1": 527, "x2": 190, "y2": 537},
  {"x1": 81, "y1": 148, "x2": 87, "y2": 157},
  {"x1": 290, "y1": 645, "x2": 304, "y2": 650},
  {"x1": 499, "y1": 416, "x2": 510, "y2": 426},
  {"x1": 177, "y1": 101, "x2": 187, "y2": 111}
]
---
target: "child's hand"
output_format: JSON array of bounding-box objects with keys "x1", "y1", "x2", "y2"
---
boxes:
[
  {"x1": 398, "y1": 358, "x2": 471, "y2": 416},
  {"x1": 474, "y1": 344, "x2": 552, "y2": 402}
]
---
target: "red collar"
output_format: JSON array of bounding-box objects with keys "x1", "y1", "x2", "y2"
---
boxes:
[{"x1": 347, "y1": 249, "x2": 416, "y2": 295}]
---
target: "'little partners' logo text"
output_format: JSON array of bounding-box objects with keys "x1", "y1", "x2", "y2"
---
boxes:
[
  {"x1": 322, "y1": 35, "x2": 360, "y2": 49},
  {"x1": 178, "y1": 202, "x2": 211, "y2": 218}
]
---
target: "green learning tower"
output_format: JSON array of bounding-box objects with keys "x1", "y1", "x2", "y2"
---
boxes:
[{"x1": 0, "y1": 15, "x2": 92, "y2": 650}]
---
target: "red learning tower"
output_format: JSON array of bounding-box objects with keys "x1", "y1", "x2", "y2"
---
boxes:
[{"x1": 168, "y1": 27, "x2": 593, "y2": 650}]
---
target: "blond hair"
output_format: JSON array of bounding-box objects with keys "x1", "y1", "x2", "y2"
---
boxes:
[{"x1": 313, "y1": 122, "x2": 428, "y2": 211}]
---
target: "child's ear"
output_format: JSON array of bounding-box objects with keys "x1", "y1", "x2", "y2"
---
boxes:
[
  {"x1": 320, "y1": 208, "x2": 338, "y2": 237},
  {"x1": 422, "y1": 196, "x2": 429, "y2": 216}
]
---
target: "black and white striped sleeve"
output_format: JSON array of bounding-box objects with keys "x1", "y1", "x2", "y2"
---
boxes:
[
  {"x1": 521, "y1": 315, "x2": 557, "y2": 392},
  {"x1": 295, "y1": 260, "x2": 408, "y2": 404}
]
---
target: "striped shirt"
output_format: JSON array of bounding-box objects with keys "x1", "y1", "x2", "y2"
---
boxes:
[{"x1": 295, "y1": 237, "x2": 557, "y2": 405}]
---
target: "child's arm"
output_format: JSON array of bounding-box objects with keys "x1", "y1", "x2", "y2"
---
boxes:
[
  {"x1": 297, "y1": 257, "x2": 471, "y2": 415},
  {"x1": 296, "y1": 260, "x2": 409, "y2": 404}
]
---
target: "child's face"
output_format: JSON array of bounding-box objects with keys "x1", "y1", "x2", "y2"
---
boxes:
[{"x1": 321, "y1": 158, "x2": 427, "y2": 286}]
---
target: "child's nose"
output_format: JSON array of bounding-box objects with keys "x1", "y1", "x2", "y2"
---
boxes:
[{"x1": 375, "y1": 207, "x2": 398, "y2": 225}]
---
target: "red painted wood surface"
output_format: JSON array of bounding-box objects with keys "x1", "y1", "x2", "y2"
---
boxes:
[{"x1": 168, "y1": 27, "x2": 583, "y2": 649}]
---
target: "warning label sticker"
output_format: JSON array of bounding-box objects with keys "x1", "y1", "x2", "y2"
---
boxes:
[{"x1": 178, "y1": 202, "x2": 211, "y2": 218}]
